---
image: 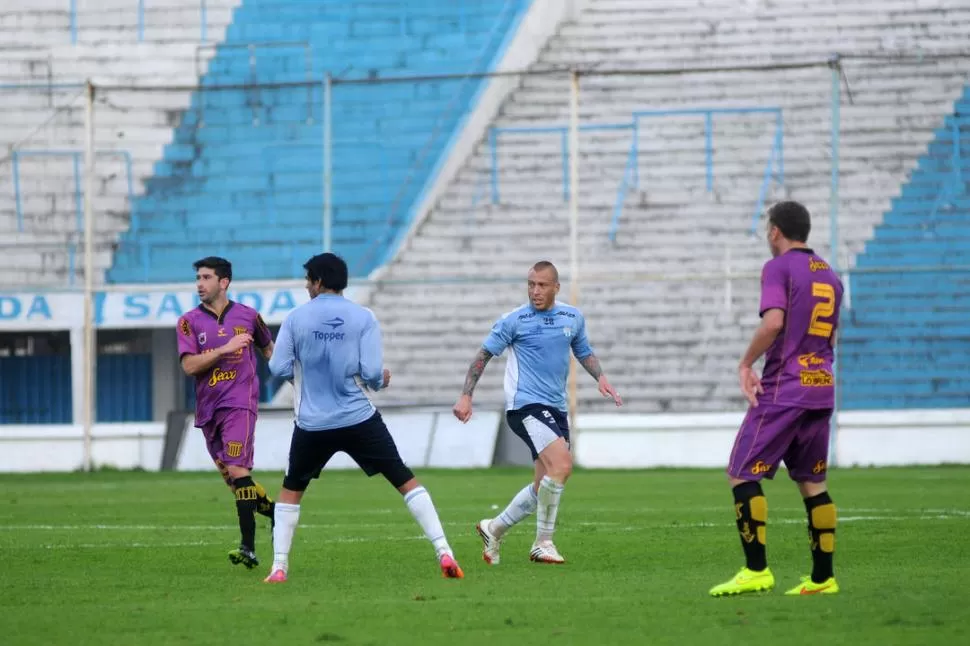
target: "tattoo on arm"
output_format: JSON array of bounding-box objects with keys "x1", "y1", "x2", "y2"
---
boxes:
[
  {"x1": 462, "y1": 349, "x2": 493, "y2": 396},
  {"x1": 579, "y1": 355, "x2": 603, "y2": 380}
]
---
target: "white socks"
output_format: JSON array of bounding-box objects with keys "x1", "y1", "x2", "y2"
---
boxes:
[
  {"x1": 536, "y1": 476, "x2": 565, "y2": 543},
  {"x1": 404, "y1": 486, "x2": 452, "y2": 558},
  {"x1": 271, "y1": 502, "x2": 301, "y2": 573},
  {"x1": 490, "y1": 482, "x2": 538, "y2": 537}
]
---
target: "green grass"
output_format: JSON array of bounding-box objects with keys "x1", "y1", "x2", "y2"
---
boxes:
[{"x1": 1, "y1": 467, "x2": 968, "y2": 645}]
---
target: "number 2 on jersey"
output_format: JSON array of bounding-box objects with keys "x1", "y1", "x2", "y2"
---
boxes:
[{"x1": 808, "y1": 282, "x2": 835, "y2": 338}]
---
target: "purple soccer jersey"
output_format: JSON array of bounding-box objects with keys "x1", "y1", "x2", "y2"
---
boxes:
[
  {"x1": 177, "y1": 302, "x2": 273, "y2": 427},
  {"x1": 758, "y1": 248, "x2": 843, "y2": 409}
]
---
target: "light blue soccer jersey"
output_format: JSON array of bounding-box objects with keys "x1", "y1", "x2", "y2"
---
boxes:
[
  {"x1": 268, "y1": 293, "x2": 383, "y2": 431},
  {"x1": 482, "y1": 301, "x2": 594, "y2": 412}
]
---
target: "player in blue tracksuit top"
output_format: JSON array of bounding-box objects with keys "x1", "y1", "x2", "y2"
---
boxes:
[
  {"x1": 453, "y1": 260, "x2": 622, "y2": 566},
  {"x1": 264, "y1": 252, "x2": 464, "y2": 583}
]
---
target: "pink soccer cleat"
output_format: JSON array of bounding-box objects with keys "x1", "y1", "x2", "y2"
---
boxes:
[
  {"x1": 439, "y1": 553, "x2": 464, "y2": 579},
  {"x1": 263, "y1": 569, "x2": 287, "y2": 583}
]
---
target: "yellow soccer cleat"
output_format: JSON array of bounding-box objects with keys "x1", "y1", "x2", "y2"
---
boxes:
[
  {"x1": 709, "y1": 567, "x2": 775, "y2": 597},
  {"x1": 784, "y1": 576, "x2": 839, "y2": 596}
]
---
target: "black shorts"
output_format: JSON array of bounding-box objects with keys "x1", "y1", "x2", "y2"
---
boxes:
[
  {"x1": 506, "y1": 404, "x2": 570, "y2": 461},
  {"x1": 282, "y1": 411, "x2": 414, "y2": 491}
]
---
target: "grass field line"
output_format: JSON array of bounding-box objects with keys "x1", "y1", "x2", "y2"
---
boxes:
[
  {"x1": 5, "y1": 511, "x2": 967, "y2": 550},
  {"x1": 3, "y1": 507, "x2": 967, "y2": 533}
]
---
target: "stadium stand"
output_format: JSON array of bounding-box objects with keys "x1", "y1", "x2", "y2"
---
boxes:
[
  {"x1": 2, "y1": 0, "x2": 968, "y2": 419},
  {"x1": 842, "y1": 85, "x2": 970, "y2": 409},
  {"x1": 0, "y1": 0, "x2": 242, "y2": 287},
  {"x1": 366, "y1": 0, "x2": 970, "y2": 412},
  {"x1": 108, "y1": 0, "x2": 528, "y2": 282}
]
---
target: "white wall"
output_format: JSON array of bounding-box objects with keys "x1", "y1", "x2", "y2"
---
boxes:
[
  {"x1": 177, "y1": 409, "x2": 502, "y2": 472},
  {"x1": 0, "y1": 409, "x2": 502, "y2": 473},
  {"x1": 0, "y1": 423, "x2": 165, "y2": 472},
  {"x1": 3, "y1": 408, "x2": 969, "y2": 472},
  {"x1": 574, "y1": 409, "x2": 970, "y2": 469}
]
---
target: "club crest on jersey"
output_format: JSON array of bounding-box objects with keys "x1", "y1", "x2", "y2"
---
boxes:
[
  {"x1": 233, "y1": 326, "x2": 248, "y2": 336},
  {"x1": 198, "y1": 331, "x2": 207, "y2": 346},
  {"x1": 563, "y1": 326, "x2": 573, "y2": 338}
]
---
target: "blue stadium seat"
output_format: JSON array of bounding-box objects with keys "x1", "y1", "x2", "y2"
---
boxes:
[
  {"x1": 108, "y1": 0, "x2": 530, "y2": 283},
  {"x1": 840, "y1": 84, "x2": 970, "y2": 410}
]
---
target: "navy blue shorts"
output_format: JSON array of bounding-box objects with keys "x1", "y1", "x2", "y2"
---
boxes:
[
  {"x1": 282, "y1": 412, "x2": 414, "y2": 491},
  {"x1": 506, "y1": 404, "x2": 570, "y2": 461}
]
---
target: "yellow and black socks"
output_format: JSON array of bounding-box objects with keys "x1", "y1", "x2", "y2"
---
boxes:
[
  {"x1": 253, "y1": 480, "x2": 275, "y2": 520},
  {"x1": 804, "y1": 492, "x2": 836, "y2": 583},
  {"x1": 233, "y1": 476, "x2": 258, "y2": 551},
  {"x1": 732, "y1": 481, "x2": 768, "y2": 571}
]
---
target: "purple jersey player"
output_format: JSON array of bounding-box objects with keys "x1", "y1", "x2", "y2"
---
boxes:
[
  {"x1": 177, "y1": 256, "x2": 276, "y2": 570},
  {"x1": 711, "y1": 202, "x2": 844, "y2": 598}
]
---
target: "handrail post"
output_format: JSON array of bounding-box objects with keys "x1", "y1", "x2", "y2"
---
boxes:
[
  {"x1": 704, "y1": 111, "x2": 713, "y2": 192},
  {"x1": 632, "y1": 116, "x2": 639, "y2": 189},
  {"x1": 489, "y1": 127, "x2": 499, "y2": 204},
  {"x1": 776, "y1": 111, "x2": 785, "y2": 184},
  {"x1": 70, "y1": 0, "x2": 78, "y2": 44},
  {"x1": 13, "y1": 151, "x2": 23, "y2": 231},
  {"x1": 138, "y1": 0, "x2": 145, "y2": 42},
  {"x1": 561, "y1": 128, "x2": 569, "y2": 202}
]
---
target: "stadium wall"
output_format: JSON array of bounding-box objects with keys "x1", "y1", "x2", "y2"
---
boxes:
[{"x1": 3, "y1": 409, "x2": 969, "y2": 473}]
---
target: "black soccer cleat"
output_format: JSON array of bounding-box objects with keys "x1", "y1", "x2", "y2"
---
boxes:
[{"x1": 228, "y1": 546, "x2": 259, "y2": 569}]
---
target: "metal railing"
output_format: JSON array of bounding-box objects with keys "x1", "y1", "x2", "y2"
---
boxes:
[
  {"x1": 70, "y1": 0, "x2": 211, "y2": 44},
  {"x1": 610, "y1": 108, "x2": 785, "y2": 241},
  {"x1": 12, "y1": 149, "x2": 133, "y2": 233},
  {"x1": 195, "y1": 41, "x2": 315, "y2": 125},
  {"x1": 488, "y1": 122, "x2": 635, "y2": 204},
  {"x1": 482, "y1": 107, "x2": 785, "y2": 242}
]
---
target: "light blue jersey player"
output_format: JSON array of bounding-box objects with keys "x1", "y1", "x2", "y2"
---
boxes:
[{"x1": 454, "y1": 261, "x2": 622, "y2": 565}]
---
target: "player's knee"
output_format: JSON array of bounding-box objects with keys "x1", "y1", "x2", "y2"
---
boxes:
[
  {"x1": 544, "y1": 455, "x2": 572, "y2": 483},
  {"x1": 226, "y1": 465, "x2": 250, "y2": 481},
  {"x1": 278, "y1": 488, "x2": 303, "y2": 505},
  {"x1": 377, "y1": 460, "x2": 415, "y2": 492},
  {"x1": 282, "y1": 474, "x2": 310, "y2": 493},
  {"x1": 797, "y1": 480, "x2": 828, "y2": 499}
]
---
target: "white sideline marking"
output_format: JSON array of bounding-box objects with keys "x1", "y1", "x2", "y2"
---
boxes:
[{"x1": 3, "y1": 512, "x2": 966, "y2": 551}]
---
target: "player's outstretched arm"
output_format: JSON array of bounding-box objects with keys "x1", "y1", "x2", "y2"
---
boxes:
[
  {"x1": 453, "y1": 348, "x2": 492, "y2": 423},
  {"x1": 578, "y1": 354, "x2": 622, "y2": 406}
]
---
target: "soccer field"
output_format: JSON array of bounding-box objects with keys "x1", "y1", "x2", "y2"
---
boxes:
[{"x1": 1, "y1": 467, "x2": 968, "y2": 645}]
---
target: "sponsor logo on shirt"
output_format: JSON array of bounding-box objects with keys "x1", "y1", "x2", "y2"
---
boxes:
[
  {"x1": 313, "y1": 330, "x2": 345, "y2": 342},
  {"x1": 809, "y1": 258, "x2": 830, "y2": 272},
  {"x1": 324, "y1": 317, "x2": 345, "y2": 329},
  {"x1": 208, "y1": 367, "x2": 237, "y2": 387},
  {"x1": 797, "y1": 352, "x2": 826, "y2": 368},
  {"x1": 800, "y1": 370, "x2": 834, "y2": 387}
]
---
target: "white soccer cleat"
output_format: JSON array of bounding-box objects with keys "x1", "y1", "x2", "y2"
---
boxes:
[
  {"x1": 530, "y1": 540, "x2": 565, "y2": 564},
  {"x1": 476, "y1": 518, "x2": 502, "y2": 565}
]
